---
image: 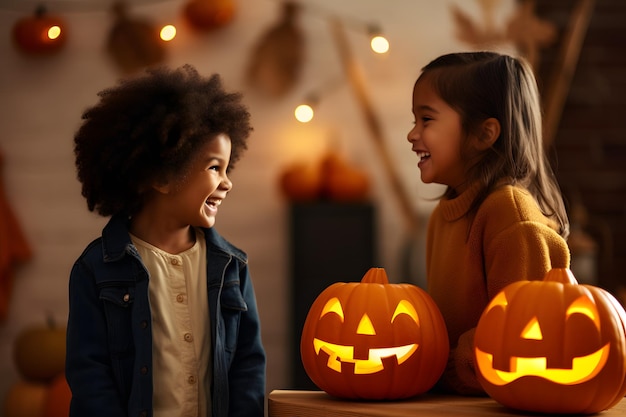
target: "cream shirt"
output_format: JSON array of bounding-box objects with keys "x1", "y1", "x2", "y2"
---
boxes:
[{"x1": 131, "y1": 229, "x2": 211, "y2": 417}]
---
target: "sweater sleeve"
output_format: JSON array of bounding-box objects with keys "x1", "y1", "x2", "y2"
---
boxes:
[
  {"x1": 435, "y1": 328, "x2": 486, "y2": 396},
  {"x1": 484, "y1": 221, "x2": 570, "y2": 299}
]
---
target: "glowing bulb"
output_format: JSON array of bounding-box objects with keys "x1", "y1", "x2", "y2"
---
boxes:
[
  {"x1": 295, "y1": 104, "x2": 314, "y2": 123},
  {"x1": 160, "y1": 24, "x2": 177, "y2": 41},
  {"x1": 47, "y1": 26, "x2": 61, "y2": 40},
  {"x1": 370, "y1": 35, "x2": 389, "y2": 54}
]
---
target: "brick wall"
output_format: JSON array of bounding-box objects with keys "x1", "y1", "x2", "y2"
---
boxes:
[{"x1": 536, "y1": 0, "x2": 626, "y2": 294}]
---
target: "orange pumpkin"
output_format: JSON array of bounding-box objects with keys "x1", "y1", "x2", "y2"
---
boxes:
[
  {"x1": 12, "y1": 6, "x2": 67, "y2": 54},
  {"x1": 278, "y1": 161, "x2": 322, "y2": 202},
  {"x1": 474, "y1": 268, "x2": 626, "y2": 414},
  {"x1": 183, "y1": 0, "x2": 236, "y2": 31},
  {"x1": 300, "y1": 267, "x2": 449, "y2": 399},
  {"x1": 42, "y1": 373, "x2": 71, "y2": 417},
  {"x1": 14, "y1": 318, "x2": 66, "y2": 382},
  {"x1": 4, "y1": 380, "x2": 48, "y2": 417},
  {"x1": 319, "y1": 152, "x2": 370, "y2": 202}
]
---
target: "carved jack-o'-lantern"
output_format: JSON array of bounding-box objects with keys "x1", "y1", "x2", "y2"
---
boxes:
[
  {"x1": 300, "y1": 268, "x2": 449, "y2": 399},
  {"x1": 474, "y1": 268, "x2": 626, "y2": 414}
]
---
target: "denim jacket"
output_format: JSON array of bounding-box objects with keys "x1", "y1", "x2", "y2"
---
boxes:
[{"x1": 66, "y1": 214, "x2": 266, "y2": 417}]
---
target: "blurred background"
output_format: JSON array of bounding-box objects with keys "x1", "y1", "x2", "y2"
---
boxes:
[{"x1": 0, "y1": 0, "x2": 624, "y2": 415}]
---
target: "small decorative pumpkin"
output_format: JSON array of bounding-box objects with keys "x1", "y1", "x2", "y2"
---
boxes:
[
  {"x1": 300, "y1": 267, "x2": 449, "y2": 399},
  {"x1": 278, "y1": 161, "x2": 322, "y2": 202},
  {"x1": 3, "y1": 380, "x2": 48, "y2": 417},
  {"x1": 319, "y1": 152, "x2": 370, "y2": 202},
  {"x1": 183, "y1": 0, "x2": 236, "y2": 31},
  {"x1": 14, "y1": 316, "x2": 66, "y2": 382},
  {"x1": 12, "y1": 6, "x2": 67, "y2": 54},
  {"x1": 279, "y1": 152, "x2": 370, "y2": 203},
  {"x1": 474, "y1": 268, "x2": 626, "y2": 414},
  {"x1": 42, "y1": 373, "x2": 71, "y2": 417}
]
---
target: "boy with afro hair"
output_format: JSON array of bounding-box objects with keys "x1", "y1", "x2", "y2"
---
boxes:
[{"x1": 66, "y1": 65, "x2": 266, "y2": 417}]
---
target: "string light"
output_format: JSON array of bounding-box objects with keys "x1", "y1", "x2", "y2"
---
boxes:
[
  {"x1": 47, "y1": 25, "x2": 62, "y2": 41},
  {"x1": 6, "y1": 0, "x2": 184, "y2": 61},
  {"x1": 295, "y1": 103, "x2": 315, "y2": 123},
  {"x1": 12, "y1": 5, "x2": 67, "y2": 54},
  {"x1": 367, "y1": 24, "x2": 389, "y2": 54},
  {"x1": 370, "y1": 35, "x2": 389, "y2": 54},
  {"x1": 291, "y1": 4, "x2": 389, "y2": 122},
  {"x1": 160, "y1": 24, "x2": 177, "y2": 41}
]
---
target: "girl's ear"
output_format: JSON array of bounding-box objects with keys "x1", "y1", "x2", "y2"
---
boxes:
[{"x1": 474, "y1": 117, "x2": 501, "y2": 151}]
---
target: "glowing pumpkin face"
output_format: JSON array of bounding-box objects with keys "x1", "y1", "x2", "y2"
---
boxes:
[
  {"x1": 474, "y1": 268, "x2": 626, "y2": 414},
  {"x1": 300, "y1": 268, "x2": 449, "y2": 400}
]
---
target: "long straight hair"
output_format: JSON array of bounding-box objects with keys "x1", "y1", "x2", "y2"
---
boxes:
[{"x1": 419, "y1": 51, "x2": 569, "y2": 238}]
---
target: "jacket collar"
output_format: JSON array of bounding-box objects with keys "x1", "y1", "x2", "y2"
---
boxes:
[{"x1": 101, "y1": 214, "x2": 247, "y2": 264}]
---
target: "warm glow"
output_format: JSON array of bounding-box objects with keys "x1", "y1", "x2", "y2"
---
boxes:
[
  {"x1": 295, "y1": 104, "x2": 314, "y2": 123},
  {"x1": 356, "y1": 314, "x2": 375, "y2": 335},
  {"x1": 488, "y1": 291, "x2": 509, "y2": 310},
  {"x1": 47, "y1": 26, "x2": 61, "y2": 40},
  {"x1": 314, "y1": 338, "x2": 418, "y2": 374},
  {"x1": 392, "y1": 300, "x2": 419, "y2": 324},
  {"x1": 160, "y1": 24, "x2": 177, "y2": 41},
  {"x1": 521, "y1": 317, "x2": 543, "y2": 340},
  {"x1": 567, "y1": 296, "x2": 600, "y2": 329},
  {"x1": 477, "y1": 290, "x2": 609, "y2": 386},
  {"x1": 370, "y1": 35, "x2": 389, "y2": 54},
  {"x1": 320, "y1": 297, "x2": 344, "y2": 321},
  {"x1": 311, "y1": 299, "x2": 422, "y2": 374},
  {"x1": 476, "y1": 343, "x2": 610, "y2": 386}
]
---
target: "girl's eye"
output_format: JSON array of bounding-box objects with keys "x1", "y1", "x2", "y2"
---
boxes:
[{"x1": 208, "y1": 164, "x2": 221, "y2": 171}]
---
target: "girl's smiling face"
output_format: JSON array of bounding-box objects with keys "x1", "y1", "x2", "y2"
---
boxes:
[{"x1": 407, "y1": 78, "x2": 471, "y2": 193}]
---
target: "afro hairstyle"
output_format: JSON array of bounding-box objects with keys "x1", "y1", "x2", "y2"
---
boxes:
[{"x1": 74, "y1": 64, "x2": 252, "y2": 217}]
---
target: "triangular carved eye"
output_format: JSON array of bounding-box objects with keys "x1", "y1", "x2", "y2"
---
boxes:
[
  {"x1": 320, "y1": 297, "x2": 344, "y2": 322},
  {"x1": 392, "y1": 300, "x2": 419, "y2": 325},
  {"x1": 521, "y1": 317, "x2": 543, "y2": 340}
]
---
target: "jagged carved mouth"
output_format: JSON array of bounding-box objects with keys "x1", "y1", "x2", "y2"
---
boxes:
[
  {"x1": 313, "y1": 338, "x2": 418, "y2": 374},
  {"x1": 475, "y1": 343, "x2": 610, "y2": 385}
]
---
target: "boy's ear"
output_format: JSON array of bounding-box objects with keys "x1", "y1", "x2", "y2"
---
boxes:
[
  {"x1": 152, "y1": 181, "x2": 171, "y2": 195},
  {"x1": 474, "y1": 117, "x2": 501, "y2": 151}
]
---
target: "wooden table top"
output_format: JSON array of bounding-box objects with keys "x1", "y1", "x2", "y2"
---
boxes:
[{"x1": 268, "y1": 390, "x2": 626, "y2": 417}]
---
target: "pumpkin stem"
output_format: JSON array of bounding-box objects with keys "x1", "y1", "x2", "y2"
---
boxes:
[
  {"x1": 543, "y1": 268, "x2": 578, "y2": 285},
  {"x1": 361, "y1": 267, "x2": 389, "y2": 284},
  {"x1": 34, "y1": 4, "x2": 47, "y2": 18}
]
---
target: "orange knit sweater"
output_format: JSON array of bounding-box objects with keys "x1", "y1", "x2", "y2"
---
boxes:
[{"x1": 426, "y1": 183, "x2": 570, "y2": 395}]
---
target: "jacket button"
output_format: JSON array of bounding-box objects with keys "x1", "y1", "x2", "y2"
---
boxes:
[
  {"x1": 123, "y1": 293, "x2": 130, "y2": 302},
  {"x1": 184, "y1": 333, "x2": 193, "y2": 342},
  {"x1": 139, "y1": 411, "x2": 147, "y2": 417},
  {"x1": 140, "y1": 366, "x2": 148, "y2": 375},
  {"x1": 187, "y1": 375, "x2": 196, "y2": 384},
  {"x1": 140, "y1": 320, "x2": 148, "y2": 329}
]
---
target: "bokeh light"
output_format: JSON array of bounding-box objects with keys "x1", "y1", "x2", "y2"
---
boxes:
[{"x1": 295, "y1": 104, "x2": 314, "y2": 123}]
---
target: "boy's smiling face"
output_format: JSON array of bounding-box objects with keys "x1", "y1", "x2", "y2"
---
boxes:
[{"x1": 163, "y1": 133, "x2": 233, "y2": 230}]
